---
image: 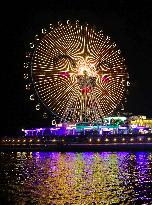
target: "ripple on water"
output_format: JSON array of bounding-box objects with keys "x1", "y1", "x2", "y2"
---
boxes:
[{"x1": 0, "y1": 151, "x2": 152, "y2": 205}]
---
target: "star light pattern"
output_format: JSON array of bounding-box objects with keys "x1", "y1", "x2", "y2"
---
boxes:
[{"x1": 25, "y1": 21, "x2": 129, "y2": 121}]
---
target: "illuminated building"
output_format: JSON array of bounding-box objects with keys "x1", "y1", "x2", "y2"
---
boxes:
[
  {"x1": 129, "y1": 116, "x2": 152, "y2": 134},
  {"x1": 129, "y1": 116, "x2": 152, "y2": 127}
]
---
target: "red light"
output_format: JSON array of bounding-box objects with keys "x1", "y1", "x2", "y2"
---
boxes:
[
  {"x1": 60, "y1": 71, "x2": 70, "y2": 78},
  {"x1": 81, "y1": 87, "x2": 91, "y2": 94}
]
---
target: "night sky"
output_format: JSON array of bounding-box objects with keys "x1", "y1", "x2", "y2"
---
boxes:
[{"x1": 2, "y1": 0, "x2": 152, "y2": 136}]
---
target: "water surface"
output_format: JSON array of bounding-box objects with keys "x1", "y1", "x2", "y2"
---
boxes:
[{"x1": 0, "y1": 151, "x2": 152, "y2": 204}]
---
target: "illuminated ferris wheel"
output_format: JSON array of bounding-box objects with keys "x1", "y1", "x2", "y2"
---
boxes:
[{"x1": 24, "y1": 20, "x2": 129, "y2": 122}]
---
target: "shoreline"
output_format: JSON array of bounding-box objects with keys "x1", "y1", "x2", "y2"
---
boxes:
[{"x1": 0, "y1": 143, "x2": 152, "y2": 152}]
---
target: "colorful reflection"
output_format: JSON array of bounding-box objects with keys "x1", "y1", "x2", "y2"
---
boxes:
[{"x1": 0, "y1": 152, "x2": 152, "y2": 204}]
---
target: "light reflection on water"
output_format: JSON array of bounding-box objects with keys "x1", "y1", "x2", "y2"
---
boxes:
[{"x1": 0, "y1": 152, "x2": 152, "y2": 205}]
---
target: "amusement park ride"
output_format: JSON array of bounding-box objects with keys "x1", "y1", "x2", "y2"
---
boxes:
[{"x1": 23, "y1": 20, "x2": 152, "y2": 137}]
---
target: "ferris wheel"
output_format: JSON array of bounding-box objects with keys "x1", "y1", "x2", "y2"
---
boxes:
[{"x1": 24, "y1": 20, "x2": 129, "y2": 122}]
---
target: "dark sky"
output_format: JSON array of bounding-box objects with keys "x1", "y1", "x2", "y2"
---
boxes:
[{"x1": 2, "y1": 0, "x2": 152, "y2": 135}]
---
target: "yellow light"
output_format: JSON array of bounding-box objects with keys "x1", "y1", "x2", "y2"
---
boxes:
[
  {"x1": 130, "y1": 138, "x2": 134, "y2": 142},
  {"x1": 113, "y1": 138, "x2": 117, "y2": 142},
  {"x1": 89, "y1": 138, "x2": 92, "y2": 142},
  {"x1": 122, "y1": 138, "x2": 125, "y2": 141},
  {"x1": 105, "y1": 138, "x2": 109, "y2": 142}
]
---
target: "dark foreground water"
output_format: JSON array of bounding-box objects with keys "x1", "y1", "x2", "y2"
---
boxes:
[{"x1": 0, "y1": 152, "x2": 152, "y2": 205}]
